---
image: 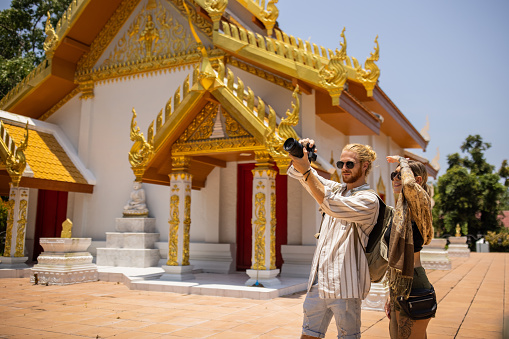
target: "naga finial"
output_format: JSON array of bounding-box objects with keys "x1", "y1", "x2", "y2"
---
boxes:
[
  {"x1": 353, "y1": 35, "x2": 380, "y2": 96},
  {"x1": 5, "y1": 121, "x2": 29, "y2": 187},
  {"x1": 319, "y1": 28, "x2": 348, "y2": 105},
  {"x1": 278, "y1": 85, "x2": 300, "y2": 141},
  {"x1": 43, "y1": 12, "x2": 59, "y2": 58},
  {"x1": 128, "y1": 108, "x2": 154, "y2": 181}
]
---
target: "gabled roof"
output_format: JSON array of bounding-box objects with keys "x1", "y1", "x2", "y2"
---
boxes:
[
  {"x1": 0, "y1": 112, "x2": 95, "y2": 194},
  {"x1": 130, "y1": 57, "x2": 301, "y2": 189},
  {"x1": 0, "y1": 0, "x2": 428, "y2": 151}
]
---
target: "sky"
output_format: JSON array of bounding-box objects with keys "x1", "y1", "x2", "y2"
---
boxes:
[
  {"x1": 0, "y1": 0, "x2": 508, "y2": 179},
  {"x1": 276, "y1": 0, "x2": 509, "y2": 179}
]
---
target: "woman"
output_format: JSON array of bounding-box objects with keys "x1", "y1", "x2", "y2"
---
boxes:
[{"x1": 384, "y1": 156, "x2": 435, "y2": 339}]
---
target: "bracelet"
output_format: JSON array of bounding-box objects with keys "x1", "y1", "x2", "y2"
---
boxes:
[
  {"x1": 302, "y1": 168, "x2": 312, "y2": 176},
  {"x1": 305, "y1": 170, "x2": 312, "y2": 181}
]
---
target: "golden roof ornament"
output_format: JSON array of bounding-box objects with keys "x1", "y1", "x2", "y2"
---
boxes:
[
  {"x1": 0, "y1": 121, "x2": 29, "y2": 187},
  {"x1": 277, "y1": 85, "x2": 300, "y2": 141},
  {"x1": 43, "y1": 12, "x2": 59, "y2": 59},
  {"x1": 128, "y1": 108, "x2": 154, "y2": 181},
  {"x1": 353, "y1": 35, "x2": 380, "y2": 96},
  {"x1": 259, "y1": 0, "x2": 279, "y2": 35},
  {"x1": 202, "y1": 0, "x2": 228, "y2": 27},
  {"x1": 319, "y1": 28, "x2": 348, "y2": 105}
]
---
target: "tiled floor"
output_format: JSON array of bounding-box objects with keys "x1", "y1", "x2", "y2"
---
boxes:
[{"x1": 0, "y1": 252, "x2": 507, "y2": 338}]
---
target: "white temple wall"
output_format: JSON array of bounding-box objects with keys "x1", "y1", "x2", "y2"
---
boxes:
[
  {"x1": 189, "y1": 167, "x2": 221, "y2": 243},
  {"x1": 46, "y1": 95, "x2": 81, "y2": 151},
  {"x1": 59, "y1": 69, "x2": 193, "y2": 240}
]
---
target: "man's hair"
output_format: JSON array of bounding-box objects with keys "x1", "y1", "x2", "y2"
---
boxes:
[
  {"x1": 342, "y1": 144, "x2": 377, "y2": 176},
  {"x1": 408, "y1": 160, "x2": 432, "y2": 196}
]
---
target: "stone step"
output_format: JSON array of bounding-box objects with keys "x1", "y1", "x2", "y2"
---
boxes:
[
  {"x1": 105, "y1": 232, "x2": 159, "y2": 249},
  {"x1": 96, "y1": 248, "x2": 160, "y2": 268},
  {"x1": 115, "y1": 218, "x2": 156, "y2": 232}
]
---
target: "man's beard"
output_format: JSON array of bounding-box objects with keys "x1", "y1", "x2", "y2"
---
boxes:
[{"x1": 342, "y1": 167, "x2": 362, "y2": 183}]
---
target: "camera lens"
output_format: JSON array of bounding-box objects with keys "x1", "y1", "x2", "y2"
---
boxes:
[{"x1": 283, "y1": 138, "x2": 304, "y2": 158}]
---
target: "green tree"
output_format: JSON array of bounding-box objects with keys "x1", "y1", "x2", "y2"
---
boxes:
[
  {"x1": 433, "y1": 135, "x2": 506, "y2": 237},
  {"x1": 0, "y1": 0, "x2": 72, "y2": 98}
]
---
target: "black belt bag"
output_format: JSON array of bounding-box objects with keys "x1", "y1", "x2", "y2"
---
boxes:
[{"x1": 396, "y1": 286, "x2": 437, "y2": 320}]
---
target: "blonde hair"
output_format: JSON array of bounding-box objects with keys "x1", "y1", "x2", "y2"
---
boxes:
[
  {"x1": 342, "y1": 144, "x2": 377, "y2": 176},
  {"x1": 408, "y1": 160, "x2": 432, "y2": 196}
]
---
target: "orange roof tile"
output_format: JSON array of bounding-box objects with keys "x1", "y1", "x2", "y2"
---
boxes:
[{"x1": 3, "y1": 123, "x2": 87, "y2": 185}]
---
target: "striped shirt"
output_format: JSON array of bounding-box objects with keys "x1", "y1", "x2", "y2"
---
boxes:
[{"x1": 288, "y1": 166, "x2": 379, "y2": 300}]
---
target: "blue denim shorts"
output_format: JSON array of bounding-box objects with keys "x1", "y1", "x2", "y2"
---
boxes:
[{"x1": 302, "y1": 285, "x2": 361, "y2": 339}]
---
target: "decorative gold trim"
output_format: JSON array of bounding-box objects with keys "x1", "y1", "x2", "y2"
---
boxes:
[
  {"x1": 270, "y1": 188, "x2": 276, "y2": 270},
  {"x1": 79, "y1": 49, "x2": 224, "y2": 85},
  {"x1": 222, "y1": 107, "x2": 250, "y2": 138},
  {"x1": 182, "y1": 194, "x2": 191, "y2": 265},
  {"x1": 14, "y1": 199, "x2": 27, "y2": 257},
  {"x1": 172, "y1": 136, "x2": 262, "y2": 155},
  {"x1": 77, "y1": 0, "x2": 142, "y2": 72},
  {"x1": 167, "y1": 0, "x2": 213, "y2": 37},
  {"x1": 171, "y1": 156, "x2": 191, "y2": 172},
  {"x1": 76, "y1": 75, "x2": 94, "y2": 100},
  {"x1": 3, "y1": 199, "x2": 15, "y2": 257},
  {"x1": 102, "y1": 0, "x2": 197, "y2": 68},
  {"x1": 252, "y1": 191, "x2": 266, "y2": 270},
  {"x1": 167, "y1": 194, "x2": 179, "y2": 265}
]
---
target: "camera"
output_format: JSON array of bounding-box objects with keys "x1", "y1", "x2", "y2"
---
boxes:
[{"x1": 283, "y1": 138, "x2": 317, "y2": 162}]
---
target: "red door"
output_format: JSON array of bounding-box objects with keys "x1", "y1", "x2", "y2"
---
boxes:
[
  {"x1": 33, "y1": 190, "x2": 68, "y2": 261},
  {"x1": 236, "y1": 163, "x2": 287, "y2": 271}
]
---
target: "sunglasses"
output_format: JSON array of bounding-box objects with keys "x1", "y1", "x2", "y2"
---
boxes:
[
  {"x1": 336, "y1": 161, "x2": 356, "y2": 169},
  {"x1": 391, "y1": 171, "x2": 401, "y2": 181}
]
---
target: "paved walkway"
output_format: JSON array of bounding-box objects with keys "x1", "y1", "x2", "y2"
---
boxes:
[{"x1": 0, "y1": 252, "x2": 507, "y2": 338}]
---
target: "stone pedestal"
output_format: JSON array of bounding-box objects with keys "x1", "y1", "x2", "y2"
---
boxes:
[
  {"x1": 280, "y1": 245, "x2": 315, "y2": 278},
  {"x1": 96, "y1": 218, "x2": 160, "y2": 267},
  {"x1": 245, "y1": 269, "x2": 281, "y2": 287},
  {"x1": 362, "y1": 280, "x2": 390, "y2": 311},
  {"x1": 31, "y1": 238, "x2": 98, "y2": 285},
  {"x1": 448, "y1": 236, "x2": 470, "y2": 257},
  {"x1": 421, "y1": 238, "x2": 451, "y2": 270},
  {"x1": 160, "y1": 265, "x2": 195, "y2": 281},
  {"x1": 1, "y1": 256, "x2": 29, "y2": 269}
]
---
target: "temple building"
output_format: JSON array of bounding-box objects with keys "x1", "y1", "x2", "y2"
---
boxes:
[{"x1": 0, "y1": 0, "x2": 437, "y2": 286}]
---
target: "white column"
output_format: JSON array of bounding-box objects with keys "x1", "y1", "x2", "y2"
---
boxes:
[
  {"x1": 1, "y1": 185, "x2": 29, "y2": 267},
  {"x1": 245, "y1": 166, "x2": 280, "y2": 287},
  {"x1": 161, "y1": 171, "x2": 194, "y2": 281}
]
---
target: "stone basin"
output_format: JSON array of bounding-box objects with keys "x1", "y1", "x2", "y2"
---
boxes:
[{"x1": 39, "y1": 238, "x2": 92, "y2": 253}]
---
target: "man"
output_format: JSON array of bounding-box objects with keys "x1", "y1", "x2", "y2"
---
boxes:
[{"x1": 287, "y1": 139, "x2": 380, "y2": 339}]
